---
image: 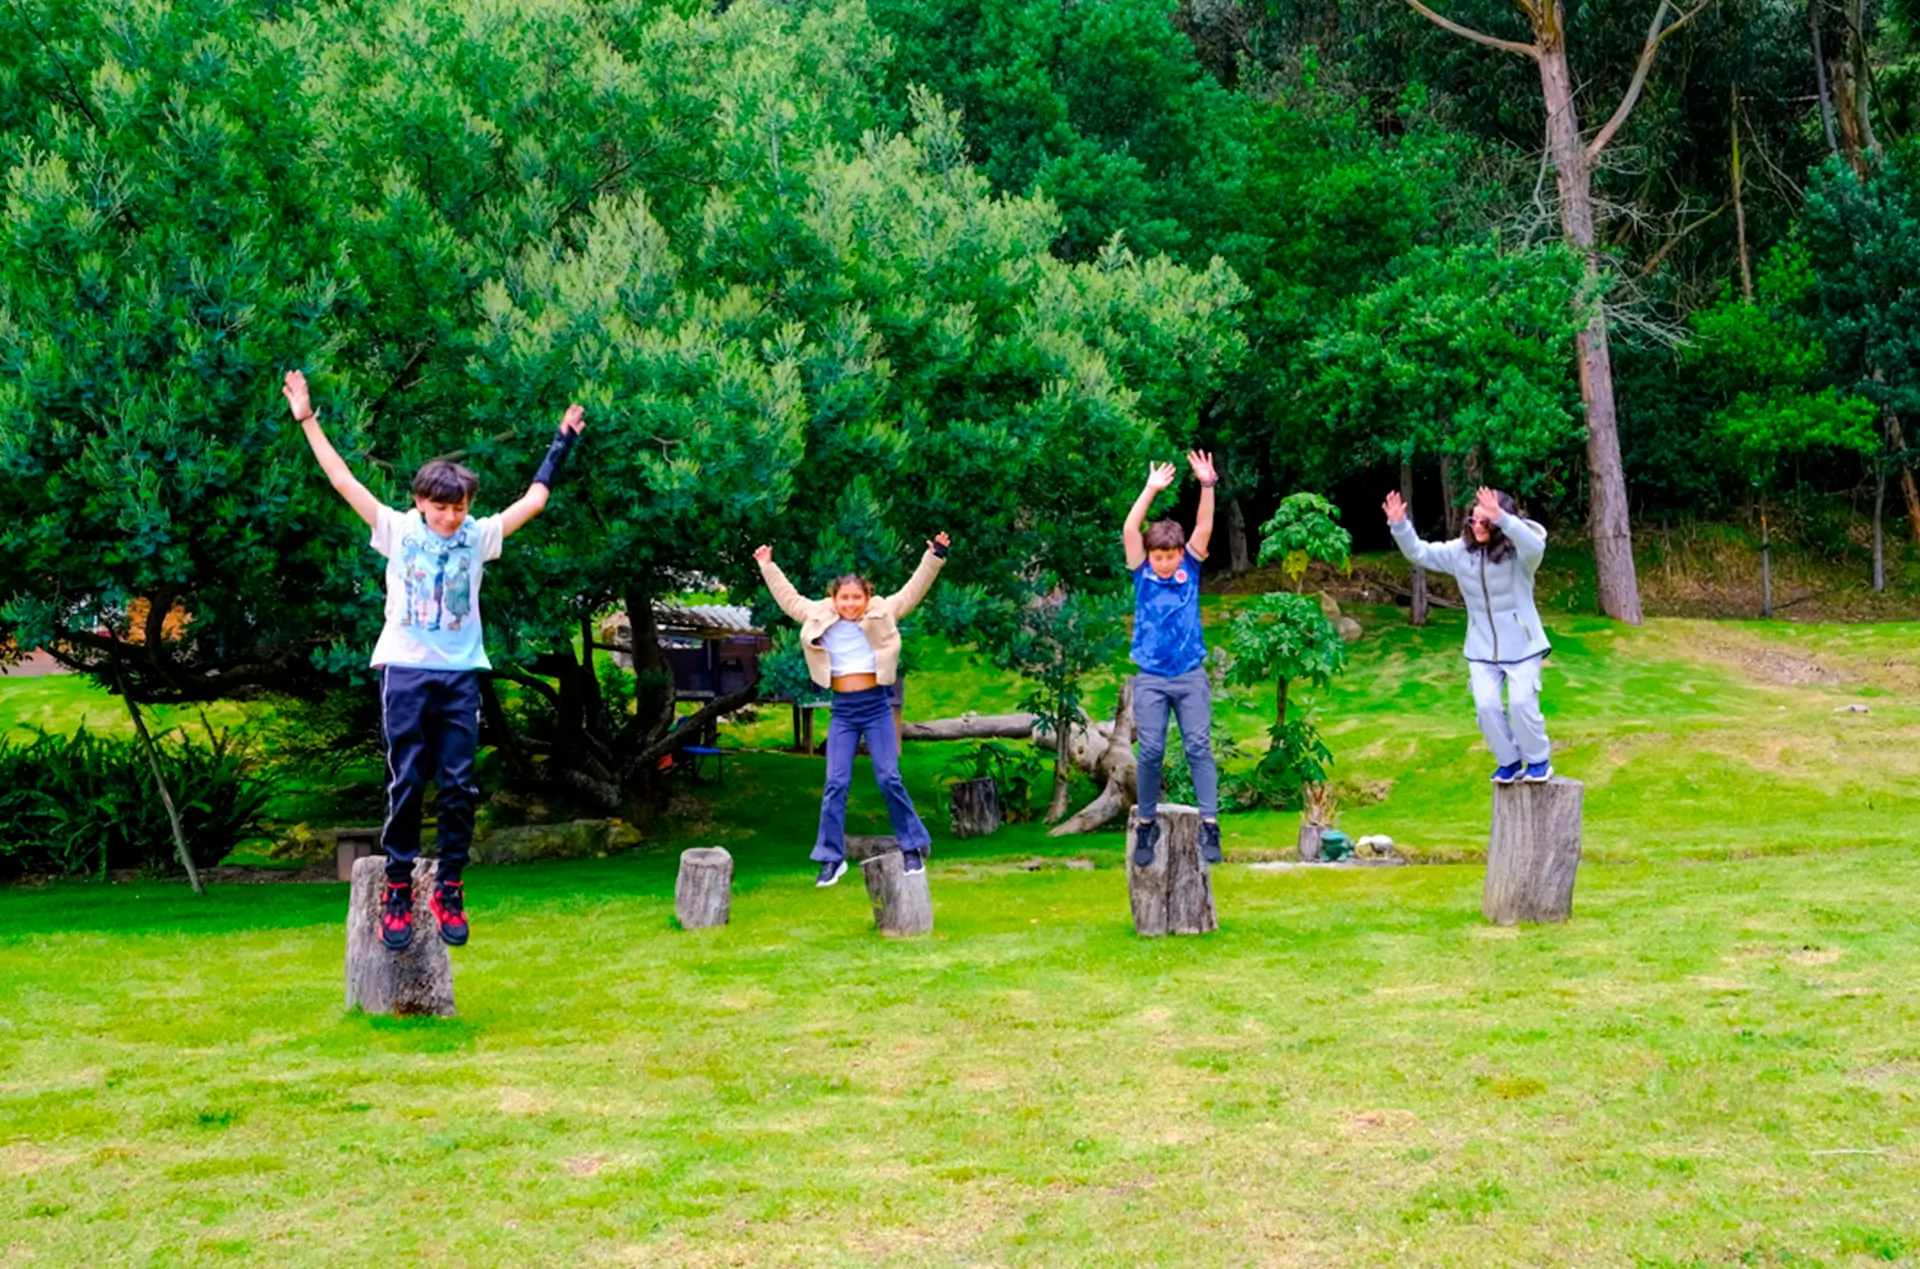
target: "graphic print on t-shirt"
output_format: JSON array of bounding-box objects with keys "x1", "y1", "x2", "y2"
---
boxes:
[{"x1": 399, "y1": 524, "x2": 477, "y2": 633}]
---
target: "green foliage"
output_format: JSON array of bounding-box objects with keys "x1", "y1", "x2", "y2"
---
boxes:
[
  {"x1": 0, "y1": 725, "x2": 271, "y2": 877},
  {"x1": 1684, "y1": 244, "x2": 1877, "y2": 489},
  {"x1": 1224, "y1": 593, "x2": 1348, "y2": 712},
  {"x1": 1313, "y1": 236, "x2": 1589, "y2": 498},
  {"x1": 942, "y1": 739, "x2": 1045, "y2": 824},
  {"x1": 1255, "y1": 493, "x2": 1352, "y2": 590}
]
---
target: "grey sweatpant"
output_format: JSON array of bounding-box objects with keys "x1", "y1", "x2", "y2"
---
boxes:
[
  {"x1": 1133, "y1": 668, "x2": 1219, "y2": 821},
  {"x1": 1469, "y1": 657, "x2": 1550, "y2": 767}
]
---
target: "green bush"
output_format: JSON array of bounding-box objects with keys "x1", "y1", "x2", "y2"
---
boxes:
[{"x1": 0, "y1": 726, "x2": 274, "y2": 878}]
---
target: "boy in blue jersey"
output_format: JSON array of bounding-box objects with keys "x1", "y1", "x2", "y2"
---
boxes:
[
  {"x1": 1122, "y1": 451, "x2": 1220, "y2": 867},
  {"x1": 283, "y1": 369, "x2": 584, "y2": 952}
]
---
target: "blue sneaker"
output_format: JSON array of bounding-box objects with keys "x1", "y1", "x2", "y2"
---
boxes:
[
  {"x1": 1492, "y1": 762, "x2": 1524, "y2": 785},
  {"x1": 1522, "y1": 760, "x2": 1554, "y2": 783}
]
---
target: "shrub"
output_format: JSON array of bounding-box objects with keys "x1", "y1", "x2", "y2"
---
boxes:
[{"x1": 0, "y1": 725, "x2": 274, "y2": 878}]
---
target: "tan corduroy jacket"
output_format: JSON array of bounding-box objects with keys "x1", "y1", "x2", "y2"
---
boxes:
[{"x1": 758, "y1": 550, "x2": 946, "y2": 688}]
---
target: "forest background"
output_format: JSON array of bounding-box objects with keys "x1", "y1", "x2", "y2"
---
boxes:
[{"x1": 4, "y1": 0, "x2": 1919, "y2": 829}]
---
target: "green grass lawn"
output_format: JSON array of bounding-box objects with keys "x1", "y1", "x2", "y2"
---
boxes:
[{"x1": 5, "y1": 610, "x2": 1920, "y2": 1264}]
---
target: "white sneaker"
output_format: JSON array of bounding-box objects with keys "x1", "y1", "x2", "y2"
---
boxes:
[{"x1": 815, "y1": 859, "x2": 849, "y2": 887}]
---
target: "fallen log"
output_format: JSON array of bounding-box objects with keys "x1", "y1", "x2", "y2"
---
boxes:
[{"x1": 901, "y1": 713, "x2": 1038, "y2": 741}]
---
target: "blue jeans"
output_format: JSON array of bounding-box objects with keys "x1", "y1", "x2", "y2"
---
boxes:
[
  {"x1": 1133, "y1": 668, "x2": 1218, "y2": 822},
  {"x1": 379, "y1": 667, "x2": 481, "y2": 886},
  {"x1": 813, "y1": 686, "x2": 932, "y2": 863}
]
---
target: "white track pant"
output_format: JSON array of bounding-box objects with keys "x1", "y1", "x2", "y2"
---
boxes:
[{"x1": 1469, "y1": 658, "x2": 1550, "y2": 767}]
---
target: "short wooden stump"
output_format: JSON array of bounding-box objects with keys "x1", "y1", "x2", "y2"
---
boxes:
[
  {"x1": 1484, "y1": 776, "x2": 1584, "y2": 925},
  {"x1": 948, "y1": 777, "x2": 1002, "y2": 839},
  {"x1": 675, "y1": 847, "x2": 734, "y2": 929},
  {"x1": 847, "y1": 835, "x2": 933, "y2": 937},
  {"x1": 1125, "y1": 803, "x2": 1216, "y2": 937},
  {"x1": 345, "y1": 856, "x2": 455, "y2": 1017}
]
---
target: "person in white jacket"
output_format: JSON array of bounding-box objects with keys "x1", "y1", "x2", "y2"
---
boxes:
[{"x1": 1384, "y1": 485, "x2": 1555, "y2": 784}]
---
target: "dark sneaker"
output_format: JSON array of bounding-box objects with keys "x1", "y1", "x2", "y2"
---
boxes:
[
  {"x1": 1523, "y1": 760, "x2": 1554, "y2": 783},
  {"x1": 902, "y1": 850, "x2": 925, "y2": 874},
  {"x1": 431, "y1": 881, "x2": 468, "y2": 947},
  {"x1": 1492, "y1": 761, "x2": 1524, "y2": 785},
  {"x1": 1132, "y1": 820, "x2": 1159, "y2": 867},
  {"x1": 380, "y1": 883, "x2": 414, "y2": 952},
  {"x1": 1199, "y1": 819, "x2": 1223, "y2": 864},
  {"x1": 815, "y1": 859, "x2": 849, "y2": 888}
]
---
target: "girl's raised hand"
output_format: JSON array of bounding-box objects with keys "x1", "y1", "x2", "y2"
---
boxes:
[
  {"x1": 928, "y1": 531, "x2": 951, "y2": 553},
  {"x1": 1473, "y1": 486, "x2": 1503, "y2": 524},
  {"x1": 282, "y1": 369, "x2": 313, "y2": 422},
  {"x1": 1186, "y1": 450, "x2": 1217, "y2": 485},
  {"x1": 1145, "y1": 462, "x2": 1178, "y2": 493},
  {"x1": 753, "y1": 544, "x2": 773, "y2": 564},
  {"x1": 559, "y1": 404, "x2": 586, "y2": 435},
  {"x1": 1382, "y1": 491, "x2": 1407, "y2": 524}
]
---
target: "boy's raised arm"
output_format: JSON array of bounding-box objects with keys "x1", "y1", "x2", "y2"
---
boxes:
[
  {"x1": 1123, "y1": 462, "x2": 1177, "y2": 570},
  {"x1": 285, "y1": 369, "x2": 383, "y2": 529},
  {"x1": 1186, "y1": 450, "x2": 1217, "y2": 559},
  {"x1": 500, "y1": 404, "x2": 586, "y2": 538}
]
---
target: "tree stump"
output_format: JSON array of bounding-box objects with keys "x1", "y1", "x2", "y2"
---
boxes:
[
  {"x1": 675, "y1": 847, "x2": 733, "y2": 929},
  {"x1": 1484, "y1": 776, "x2": 1584, "y2": 925},
  {"x1": 1297, "y1": 822, "x2": 1324, "y2": 862},
  {"x1": 948, "y1": 777, "x2": 1001, "y2": 839},
  {"x1": 1125, "y1": 803, "x2": 1216, "y2": 937},
  {"x1": 847, "y1": 835, "x2": 933, "y2": 937},
  {"x1": 345, "y1": 856, "x2": 455, "y2": 1017}
]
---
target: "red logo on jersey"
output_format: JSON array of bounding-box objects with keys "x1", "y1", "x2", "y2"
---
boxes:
[{"x1": 1175, "y1": 569, "x2": 1189, "y2": 584}]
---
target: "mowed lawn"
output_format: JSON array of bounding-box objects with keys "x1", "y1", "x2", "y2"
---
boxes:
[{"x1": 4, "y1": 607, "x2": 1920, "y2": 1265}]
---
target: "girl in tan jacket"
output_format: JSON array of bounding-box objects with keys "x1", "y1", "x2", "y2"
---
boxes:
[{"x1": 754, "y1": 535, "x2": 950, "y2": 886}]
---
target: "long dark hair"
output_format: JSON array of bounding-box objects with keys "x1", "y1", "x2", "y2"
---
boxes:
[{"x1": 1462, "y1": 490, "x2": 1520, "y2": 563}]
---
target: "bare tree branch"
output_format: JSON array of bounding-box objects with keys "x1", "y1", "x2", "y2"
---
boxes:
[
  {"x1": 1585, "y1": 0, "x2": 1717, "y2": 162},
  {"x1": 1635, "y1": 199, "x2": 1729, "y2": 279},
  {"x1": 1402, "y1": 0, "x2": 1540, "y2": 58}
]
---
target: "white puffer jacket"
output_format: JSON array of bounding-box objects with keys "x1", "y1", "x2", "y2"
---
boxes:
[{"x1": 1390, "y1": 513, "x2": 1551, "y2": 665}]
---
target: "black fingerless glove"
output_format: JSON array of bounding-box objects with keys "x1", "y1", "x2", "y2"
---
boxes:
[
  {"x1": 532, "y1": 427, "x2": 579, "y2": 489},
  {"x1": 931, "y1": 540, "x2": 950, "y2": 559}
]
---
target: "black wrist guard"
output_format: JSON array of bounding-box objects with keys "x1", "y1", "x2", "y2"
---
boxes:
[
  {"x1": 931, "y1": 541, "x2": 950, "y2": 559},
  {"x1": 533, "y1": 427, "x2": 578, "y2": 489}
]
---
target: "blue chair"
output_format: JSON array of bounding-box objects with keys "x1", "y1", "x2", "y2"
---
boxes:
[{"x1": 679, "y1": 745, "x2": 725, "y2": 786}]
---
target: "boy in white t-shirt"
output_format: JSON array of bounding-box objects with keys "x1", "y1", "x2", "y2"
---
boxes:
[{"x1": 282, "y1": 370, "x2": 584, "y2": 951}]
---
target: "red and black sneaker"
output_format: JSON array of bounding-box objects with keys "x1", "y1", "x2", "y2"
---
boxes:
[
  {"x1": 430, "y1": 881, "x2": 469, "y2": 947},
  {"x1": 380, "y1": 883, "x2": 414, "y2": 951}
]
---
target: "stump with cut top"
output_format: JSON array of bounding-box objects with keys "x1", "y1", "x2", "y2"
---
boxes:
[
  {"x1": 1484, "y1": 776, "x2": 1584, "y2": 925},
  {"x1": 675, "y1": 847, "x2": 734, "y2": 929},
  {"x1": 948, "y1": 777, "x2": 1001, "y2": 840},
  {"x1": 1125, "y1": 803, "x2": 1216, "y2": 937},
  {"x1": 345, "y1": 856, "x2": 455, "y2": 1017},
  {"x1": 846, "y1": 835, "x2": 933, "y2": 937}
]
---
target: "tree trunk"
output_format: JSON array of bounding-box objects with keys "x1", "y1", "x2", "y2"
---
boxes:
[
  {"x1": 1812, "y1": 0, "x2": 1839, "y2": 154},
  {"x1": 1484, "y1": 777, "x2": 1584, "y2": 925},
  {"x1": 1227, "y1": 496, "x2": 1253, "y2": 576},
  {"x1": 1874, "y1": 453, "x2": 1887, "y2": 593},
  {"x1": 1045, "y1": 706, "x2": 1073, "y2": 823},
  {"x1": 1123, "y1": 802, "x2": 1215, "y2": 937},
  {"x1": 1275, "y1": 676, "x2": 1289, "y2": 729},
  {"x1": 345, "y1": 856, "x2": 455, "y2": 1015},
  {"x1": 1760, "y1": 505, "x2": 1773, "y2": 618},
  {"x1": 948, "y1": 777, "x2": 1002, "y2": 839},
  {"x1": 109, "y1": 643, "x2": 202, "y2": 895},
  {"x1": 1439, "y1": 452, "x2": 1463, "y2": 536},
  {"x1": 1885, "y1": 411, "x2": 1920, "y2": 545},
  {"x1": 674, "y1": 847, "x2": 733, "y2": 930},
  {"x1": 1401, "y1": 461, "x2": 1429, "y2": 627},
  {"x1": 1048, "y1": 677, "x2": 1137, "y2": 837},
  {"x1": 902, "y1": 713, "x2": 1037, "y2": 741},
  {"x1": 847, "y1": 836, "x2": 933, "y2": 936},
  {"x1": 1537, "y1": 26, "x2": 1644, "y2": 625},
  {"x1": 1732, "y1": 86, "x2": 1753, "y2": 301}
]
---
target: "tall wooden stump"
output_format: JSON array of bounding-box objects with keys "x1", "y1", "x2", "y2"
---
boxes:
[
  {"x1": 345, "y1": 856, "x2": 455, "y2": 1017},
  {"x1": 1125, "y1": 803, "x2": 1216, "y2": 937},
  {"x1": 847, "y1": 835, "x2": 933, "y2": 937},
  {"x1": 948, "y1": 777, "x2": 1001, "y2": 839},
  {"x1": 675, "y1": 847, "x2": 733, "y2": 929},
  {"x1": 1484, "y1": 776, "x2": 1584, "y2": 925}
]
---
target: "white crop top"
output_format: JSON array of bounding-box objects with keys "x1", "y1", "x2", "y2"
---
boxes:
[{"x1": 819, "y1": 619, "x2": 877, "y2": 676}]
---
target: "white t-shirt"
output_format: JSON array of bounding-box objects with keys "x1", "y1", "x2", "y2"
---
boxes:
[
  {"x1": 819, "y1": 619, "x2": 876, "y2": 676},
  {"x1": 368, "y1": 507, "x2": 504, "y2": 671}
]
